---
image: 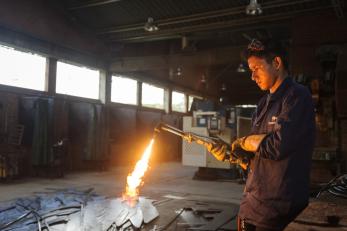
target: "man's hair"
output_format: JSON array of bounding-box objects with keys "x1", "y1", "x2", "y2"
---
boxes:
[{"x1": 242, "y1": 38, "x2": 289, "y2": 70}]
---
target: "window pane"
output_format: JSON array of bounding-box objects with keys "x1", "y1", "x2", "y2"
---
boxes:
[
  {"x1": 172, "y1": 91, "x2": 186, "y2": 112},
  {"x1": 0, "y1": 45, "x2": 46, "y2": 91},
  {"x1": 56, "y1": 61, "x2": 100, "y2": 99},
  {"x1": 142, "y1": 83, "x2": 164, "y2": 109},
  {"x1": 188, "y1": 95, "x2": 203, "y2": 111},
  {"x1": 111, "y1": 75, "x2": 137, "y2": 105}
]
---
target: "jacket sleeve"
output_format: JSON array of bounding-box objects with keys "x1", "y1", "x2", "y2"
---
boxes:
[{"x1": 256, "y1": 88, "x2": 314, "y2": 160}]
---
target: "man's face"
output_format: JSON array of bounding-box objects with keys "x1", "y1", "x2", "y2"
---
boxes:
[{"x1": 248, "y1": 56, "x2": 278, "y2": 91}]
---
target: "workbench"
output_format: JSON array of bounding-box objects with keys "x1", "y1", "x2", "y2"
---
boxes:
[{"x1": 285, "y1": 196, "x2": 347, "y2": 231}]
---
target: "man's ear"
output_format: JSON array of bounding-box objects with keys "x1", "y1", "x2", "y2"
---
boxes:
[{"x1": 273, "y1": 57, "x2": 282, "y2": 70}]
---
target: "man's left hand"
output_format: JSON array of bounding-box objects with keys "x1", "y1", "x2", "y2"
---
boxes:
[{"x1": 232, "y1": 134, "x2": 267, "y2": 152}]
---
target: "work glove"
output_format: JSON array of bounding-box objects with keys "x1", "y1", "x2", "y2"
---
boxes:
[
  {"x1": 206, "y1": 141, "x2": 227, "y2": 161},
  {"x1": 231, "y1": 145, "x2": 255, "y2": 164},
  {"x1": 231, "y1": 134, "x2": 267, "y2": 153}
]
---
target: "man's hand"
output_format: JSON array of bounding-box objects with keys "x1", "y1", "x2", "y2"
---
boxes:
[
  {"x1": 232, "y1": 134, "x2": 267, "y2": 152},
  {"x1": 206, "y1": 141, "x2": 227, "y2": 161},
  {"x1": 231, "y1": 137, "x2": 246, "y2": 153},
  {"x1": 230, "y1": 135, "x2": 266, "y2": 166},
  {"x1": 231, "y1": 145, "x2": 255, "y2": 163}
]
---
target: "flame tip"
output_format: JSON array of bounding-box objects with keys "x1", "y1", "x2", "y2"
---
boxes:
[{"x1": 123, "y1": 139, "x2": 154, "y2": 206}]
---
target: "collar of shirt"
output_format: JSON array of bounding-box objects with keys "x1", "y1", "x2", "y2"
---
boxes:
[{"x1": 267, "y1": 77, "x2": 292, "y2": 102}]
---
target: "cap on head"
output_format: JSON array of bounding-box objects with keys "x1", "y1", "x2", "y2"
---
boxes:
[{"x1": 242, "y1": 38, "x2": 289, "y2": 70}]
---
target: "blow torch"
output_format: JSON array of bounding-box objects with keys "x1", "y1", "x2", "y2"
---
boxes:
[{"x1": 153, "y1": 122, "x2": 251, "y2": 170}]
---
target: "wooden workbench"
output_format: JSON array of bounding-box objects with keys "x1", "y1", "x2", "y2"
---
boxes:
[{"x1": 285, "y1": 196, "x2": 347, "y2": 231}]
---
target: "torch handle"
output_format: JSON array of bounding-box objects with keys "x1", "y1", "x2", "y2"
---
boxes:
[{"x1": 154, "y1": 122, "x2": 250, "y2": 170}]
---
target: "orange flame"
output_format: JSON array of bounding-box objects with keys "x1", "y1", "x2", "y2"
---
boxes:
[{"x1": 123, "y1": 139, "x2": 155, "y2": 206}]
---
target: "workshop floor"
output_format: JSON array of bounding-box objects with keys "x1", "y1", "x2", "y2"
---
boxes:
[
  {"x1": 0, "y1": 162, "x2": 244, "y2": 230},
  {"x1": 0, "y1": 162, "x2": 244, "y2": 203}
]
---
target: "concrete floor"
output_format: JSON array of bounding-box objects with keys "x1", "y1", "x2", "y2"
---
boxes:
[
  {"x1": 4, "y1": 162, "x2": 344, "y2": 230},
  {"x1": 0, "y1": 162, "x2": 244, "y2": 203},
  {"x1": 0, "y1": 162, "x2": 244, "y2": 230}
]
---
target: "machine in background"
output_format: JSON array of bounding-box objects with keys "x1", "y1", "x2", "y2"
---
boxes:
[{"x1": 182, "y1": 105, "x2": 256, "y2": 171}]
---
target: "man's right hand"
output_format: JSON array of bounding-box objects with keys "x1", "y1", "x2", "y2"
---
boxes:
[
  {"x1": 206, "y1": 142, "x2": 227, "y2": 161},
  {"x1": 232, "y1": 145, "x2": 255, "y2": 163}
]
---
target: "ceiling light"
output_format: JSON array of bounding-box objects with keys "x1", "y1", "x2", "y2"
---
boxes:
[
  {"x1": 144, "y1": 17, "x2": 159, "y2": 32},
  {"x1": 246, "y1": 0, "x2": 263, "y2": 16},
  {"x1": 237, "y1": 63, "x2": 247, "y2": 73},
  {"x1": 169, "y1": 67, "x2": 183, "y2": 78},
  {"x1": 176, "y1": 67, "x2": 182, "y2": 76},
  {"x1": 201, "y1": 74, "x2": 206, "y2": 83},
  {"x1": 181, "y1": 36, "x2": 188, "y2": 50}
]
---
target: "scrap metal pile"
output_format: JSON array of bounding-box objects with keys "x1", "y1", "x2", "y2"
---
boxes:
[
  {"x1": 0, "y1": 188, "x2": 159, "y2": 231},
  {"x1": 316, "y1": 174, "x2": 347, "y2": 199}
]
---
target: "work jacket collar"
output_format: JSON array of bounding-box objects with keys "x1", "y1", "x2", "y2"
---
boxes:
[{"x1": 268, "y1": 77, "x2": 292, "y2": 102}]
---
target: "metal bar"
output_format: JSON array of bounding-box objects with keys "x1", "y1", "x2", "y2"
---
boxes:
[
  {"x1": 69, "y1": 0, "x2": 122, "y2": 10},
  {"x1": 0, "y1": 206, "x2": 16, "y2": 213},
  {"x1": 107, "y1": 5, "x2": 332, "y2": 42},
  {"x1": 157, "y1": 208, "x2": 187, "y2": 231},
  {"x1": 16, "y1": 202, "x2": 44, "y2": 231},
  {"x1": 160, "y1": 125, "x2": 185, "y2": 138},
  {"x1": 98, "y1": 0, "x2": 320, "y2": 34},
  {"x1": 0, "y1": 211, "x2": 33, "y2": 230},
  {"x1": 331, "y1": 0, "x2": 344, "y2": 18}
]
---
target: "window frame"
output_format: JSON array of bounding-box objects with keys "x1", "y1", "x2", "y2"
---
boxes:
[
  {"x1": 0, "y1": 44, "x2": 48, "y2": 92},
  {"x1": 171, "y1": 90, "x2": 187, "y2": 113},
  {"x1": 55, "y1": 60, "x2": 101, "y2": 100},
  {"x1": 141, "y1": 82, "x2": 166, "y2": 111},
  {"x1": 110, "y1": 75, "x2": 139, "y2": 106}
]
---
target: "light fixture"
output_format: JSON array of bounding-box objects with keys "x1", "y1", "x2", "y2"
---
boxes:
[
  {"x1": 201, "y1": 74, "x2": 206, "y2": 83},
  {"x1": 181, "y1": 36, "x2": 188, "y2": 50},
  {"x1": 237, "y1": 63, "x2": 247, "y2": 73},
  {"x1": 144, "y1": 17, "x2": 159, "y2": 32},
  {"x1": 176, "y1": 67, "x2": 182, "y2": 76},
  {"x1": 246, "y1": 0, "x2": 263, "y2": 16},
  {"x1": 221, "y1": 84, "x2": 227, "y2": 91},
  {"x1": 169, "y1": 67, "x2": 183, "y2": 78}
]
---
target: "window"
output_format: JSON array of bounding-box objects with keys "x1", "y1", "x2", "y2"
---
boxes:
[
  {"x1": 172, "y1": 91, "x2": 186, "y2": 112},
  {"x1": 142, "y1": 83, "x2": 164, "y2": 109},
  {"x1": 188, "y1": 95, "x2": 202, "y2": 111},
  {"x1": 111, "y1": 75, "x2": 137, "y2": 105},
  {"x1": 56, "y1": 61, "x2": 100, "y2": 99},
  {"x1": 0, "y1": 45, "x2": 46, "y2": 91}
]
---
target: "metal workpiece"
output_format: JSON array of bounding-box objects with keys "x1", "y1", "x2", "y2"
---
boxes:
[{"x1": 0, "y1": 189, "x2": 159, "y2": 231}]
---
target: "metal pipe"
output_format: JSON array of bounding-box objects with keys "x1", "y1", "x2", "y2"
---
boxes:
[
  {"x1": 108, "y1": 5, "x2": 331, "y2": 42},
  {"x1": 0, "y1": 211, "x2": 33, "y2": 230},
  {"x1": 98, "y1": 0, "x2": 322, "y2": 35},
  {"x1": 69, "y1": 0, "x2": 122, "y2": 10}
]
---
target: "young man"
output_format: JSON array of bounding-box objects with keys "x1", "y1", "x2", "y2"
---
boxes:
[{"x1": 209, "y1": 39, "x2": 315, "y2": 231}]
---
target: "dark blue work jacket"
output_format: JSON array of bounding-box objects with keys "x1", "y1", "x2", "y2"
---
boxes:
[{"x1": 238, "y1": 77, "x2": 315, "y2": 230}]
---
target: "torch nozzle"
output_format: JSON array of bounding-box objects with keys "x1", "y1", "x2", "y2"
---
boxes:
[
  {"x1": 153, "y1": 123, "x2": 163, "y2": 139},
  {"x1": 154, "y1": 123, "x2": 162, "y2": 133}
]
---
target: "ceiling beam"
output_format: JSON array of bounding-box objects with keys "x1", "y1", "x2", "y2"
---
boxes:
[
  {"x1": 109, "y1": 46, "x2": 243, "y2": 72},
  {"x1": 98, "y1": 0, "x2": 323, "y2": 35},
  {"x1": 331, "y1": 0, "x2": 345, "y2": 18},
  {"x1": 103, "y1": 5, "x2": 332, "y2": 43},
  {"x1": 68, "y1": 0, "x2": 122, "y2": 10}
]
